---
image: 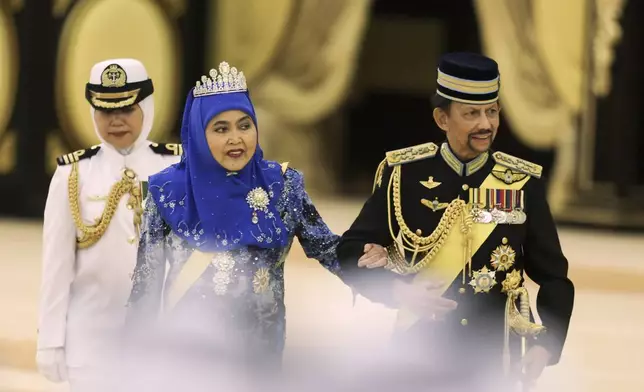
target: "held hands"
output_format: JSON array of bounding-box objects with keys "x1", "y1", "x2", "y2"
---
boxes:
[
  {"x1": 392, "y1": 279, "x2": 458, "y2": 321},
  {"x1": 36, "y1": 347, "x2": 68, "y2": 383},
  {"x1": 357, "y1": 243, "x2": 388, "y2": 269},
  {"x1": 357, "y1": 244, "x2": 458, "y2": 321}
]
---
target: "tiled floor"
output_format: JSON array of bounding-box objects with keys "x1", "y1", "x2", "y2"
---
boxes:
[{"x1": 1, "y1": 199, "x2": 642, "y2": 391}]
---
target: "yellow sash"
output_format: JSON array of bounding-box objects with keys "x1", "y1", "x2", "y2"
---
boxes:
[
  {"x1": 395, "y1": 164, "x2": 531, "y2": 330},
  {"x1": 165, "y1": 250, "x2": 213, "y2": 310}
]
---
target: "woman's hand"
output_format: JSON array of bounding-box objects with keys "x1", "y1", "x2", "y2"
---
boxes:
[{"x1": 357, "y1": 243, "x2": 388, "y2": 268}]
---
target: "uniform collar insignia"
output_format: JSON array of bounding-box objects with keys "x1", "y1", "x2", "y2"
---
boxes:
[{"x1": 440, "y1": 143, "x2": 489, "y2": 176}]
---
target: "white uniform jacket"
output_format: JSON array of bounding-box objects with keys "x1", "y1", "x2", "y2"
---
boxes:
[{"x1": 38, "y1": 141, "x2": 181, "y2": 367}]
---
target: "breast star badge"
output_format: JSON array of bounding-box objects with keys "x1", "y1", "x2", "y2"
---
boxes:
[
  {"x1": 469, "y1": 266, "x2": 497, "y2": 294},
  {"x1": 490, "y1": 244, "x2": 516, "y2": 271}
]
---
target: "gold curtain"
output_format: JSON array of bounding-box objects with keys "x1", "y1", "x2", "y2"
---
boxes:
[
  {"x1": 592, "y1": 0, "x2": 626, "y2": 97},
  {"x1": 210, "y1": 0, "x2": 371, "y2": 193},
  {"x1": 474, "y1": 0, "x2": 587, "y2": 213}
]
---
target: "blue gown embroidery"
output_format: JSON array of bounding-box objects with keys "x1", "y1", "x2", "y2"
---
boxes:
[{"x1": 127, "y1": 167, "x2": 341, "y2": 360}]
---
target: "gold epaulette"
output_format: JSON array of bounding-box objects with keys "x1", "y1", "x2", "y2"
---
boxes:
[
  {"x1": 56, "y1": 145, "x2": 101, "y2": 166},
  {"x1": 149, "y1": 142, "x2": 183, "y2": 156},
  {"x1": 385, "y1": 142, "x2": 438, "y2": 167},
  {"x1": 492, "y1": 151, "x2": 542, "y2": 179}
]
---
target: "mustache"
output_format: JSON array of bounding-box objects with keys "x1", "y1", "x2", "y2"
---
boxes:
[{"x1": 468, "y1": 130, "x2": 493, "y2": 138}]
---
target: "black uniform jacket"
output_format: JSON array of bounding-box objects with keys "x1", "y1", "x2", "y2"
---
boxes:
[{"x1": 337, "y1": 142, "x2": 574, "y2": 368}]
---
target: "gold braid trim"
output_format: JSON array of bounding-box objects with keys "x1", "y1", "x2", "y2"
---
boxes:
[
  {"x1": 372, "y1": 157, "x2": 387, "y2": 193},
  {"x1": 68, "y1": 163, "x2": 144, "y2": 249},
  {"x1": 386, "y1": 165, "x2": 473, "y2": 275}
]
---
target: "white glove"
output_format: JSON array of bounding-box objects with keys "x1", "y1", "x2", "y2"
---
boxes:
[{"x1": 36, "y1": 347, "x2": 68, "y2": 383}]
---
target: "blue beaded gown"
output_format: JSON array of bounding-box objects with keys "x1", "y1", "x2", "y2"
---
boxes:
[{"x1": 125, "y1": 166, "x2": 341, "y2": 375}]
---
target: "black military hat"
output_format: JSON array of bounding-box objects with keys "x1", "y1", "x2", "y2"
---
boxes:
[
  {"x1": 436, "y1": 52, "x2": 500, "y2": 104},
  {"x1": 85, "y1": 59, "x2": 154, "y2": 111}
]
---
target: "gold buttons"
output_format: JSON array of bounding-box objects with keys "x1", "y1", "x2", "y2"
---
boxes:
[
  {"x1": 458, "y1": 287, "x2": 466, "y2": 294},
  {"x1": 127, "y1": 204, "x2": 133, "y2": 210},
  {"x1": 462, "y1": 184, "x2": 469, "y2": 191},
  {"x1": 461, "y1": 319, "x2": 468, "y2": 326},
  {"x1": 124, "y1": 168, "x2": 136, "y2": 179},
  {"x1": 502, "y1": 237, "x2": 508, "y2": 244},
  {"x1": 127, "y1": 237, "x2": 137, "y2": 244},
  {"x1": 416, "y1": 229, "x2": 422, "y2": 236}
]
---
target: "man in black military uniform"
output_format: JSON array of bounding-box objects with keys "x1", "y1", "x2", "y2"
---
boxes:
[{"x1": 337, "y1": 52, "x2": 574, "y2": 390}]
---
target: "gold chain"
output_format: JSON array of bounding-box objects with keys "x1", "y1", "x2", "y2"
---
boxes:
[
  {"x1": 68, "y1": 163, "x2": 143, "y2": 249},
  {"x1": 386, "y1": 165, "x2": 473, "y2": 274}
]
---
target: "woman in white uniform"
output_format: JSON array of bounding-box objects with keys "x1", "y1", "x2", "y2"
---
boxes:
[{"x1": 36, "y1": 58, "x2": 181, "y2": 391}]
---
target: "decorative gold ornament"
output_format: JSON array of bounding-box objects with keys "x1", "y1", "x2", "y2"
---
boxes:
[
  {"x1": 385, "y1": 142, "x2": 438, "y2": 166},
  {"x1": 387, "y1": 164, "x2": 473, "y2": 275},
  {"x1": 501, "y1": 269, "x2": 522, "y2": 293},
  {"x1": 419, "y1": 176, "x2": 441, "y2": 190},
  {"x1": 100, "y1": 64, "x2": 127, "y2": 87},
  {"x1": 492, "y1": 168, "x2": 528, "y2": 185},
  {"x1": 492, "y1": 151, "x2": 543, "y2": 179},
  {"x1": 490, "y1": 244, "x2": 516, "y2": 271},
  {"x1": 505, "y1": 287, "x2": 545, "y2": 337},
  {"x1": 253, "y1": 267, "x2": 271, "y2": 294},
  {"x1": 421, "y1": 197, "x2": 449, "y2": 212},
  {"x1": 69, "y1": 164, "x2": 143, "y2": 249},
  {"x1": 469, "y1": 266, "x2": 497, "y2": 293}
]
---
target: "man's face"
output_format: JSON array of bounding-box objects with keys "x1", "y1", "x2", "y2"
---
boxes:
[{"x1": 433, "y1": 101, "x2": 500, "y2": 160}]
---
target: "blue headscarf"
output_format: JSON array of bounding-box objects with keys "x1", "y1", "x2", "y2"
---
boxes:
[{"x1": 147, "y1": 88, "x2": 289, "y2": 252}]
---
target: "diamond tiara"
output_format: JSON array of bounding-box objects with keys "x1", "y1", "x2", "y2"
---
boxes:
[{"x1": 193, "y1": 61, "x2": 247, "y2": 97}]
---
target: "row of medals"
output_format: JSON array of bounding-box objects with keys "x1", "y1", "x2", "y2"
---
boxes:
[{"x1": 471, "y1": 206, "x2": 526, "y2": 225}]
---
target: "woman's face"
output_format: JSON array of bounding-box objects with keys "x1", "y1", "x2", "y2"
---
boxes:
[
  {"x1": 93, "y1": 104, "x2": 144, "y2": 149},
  {"x1": 205, "y1": 110, "x2": 257, "y2": 171}
]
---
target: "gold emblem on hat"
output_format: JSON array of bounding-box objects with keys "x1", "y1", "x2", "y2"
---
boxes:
[
  {"x1": 490, "y1": 244, "x2": 516, "y2": 271},
  {"x1": 101, "y1": 64, "x2": 127, "y2": 88},
  {"x1": 469, "y1": 266, "x2": 497, "y2": 294}
]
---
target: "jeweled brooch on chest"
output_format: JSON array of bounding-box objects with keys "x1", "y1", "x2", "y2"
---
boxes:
[{"x1": 246, "y1": 187, "x2": 270, "y2": 224}]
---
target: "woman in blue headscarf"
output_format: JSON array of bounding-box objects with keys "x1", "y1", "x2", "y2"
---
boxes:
[{"x1": 124, "y1": 62, "x2": 344, "y2": 375}]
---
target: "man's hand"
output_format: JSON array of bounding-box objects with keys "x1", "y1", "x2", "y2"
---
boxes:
[
  {"x1": 357, "y1": 243, "x2": 388, "y2": 269},
  {"x1": 392, "y1": 278, "x2": 458, "y2": 321},
  {"x1": 36, "y1": 347, "x2": 68, "y2": 383},
  {"x1": 520, "y1": 345, "x2": 551, "y2": 387}
]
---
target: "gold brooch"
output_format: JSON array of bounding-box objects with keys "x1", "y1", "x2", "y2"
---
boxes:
[
  {"x1": 501, "y1": 269, "x2": 522, "y2": 293},
  {"x1": 490, "y1": 244, "x2": 516, "y2": 271},
  {"x1": 421, "y1": 197, "x2": 449, "y2": 212},
  {"x1": 253, "y1": 267, "x2": 271, "y2": 294},
  {"x1": 246, "y1": 187, "x2": 270, "y2": 224},
  {"x1": 492, "y1": 168, "x2": 528, "y2": 185},
  {"x1": 419, "y1": 176, "x2": 441, "y2": 190},
  {"x1": 469, "y1": 266, "x2": 497, "y2": 294}
]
